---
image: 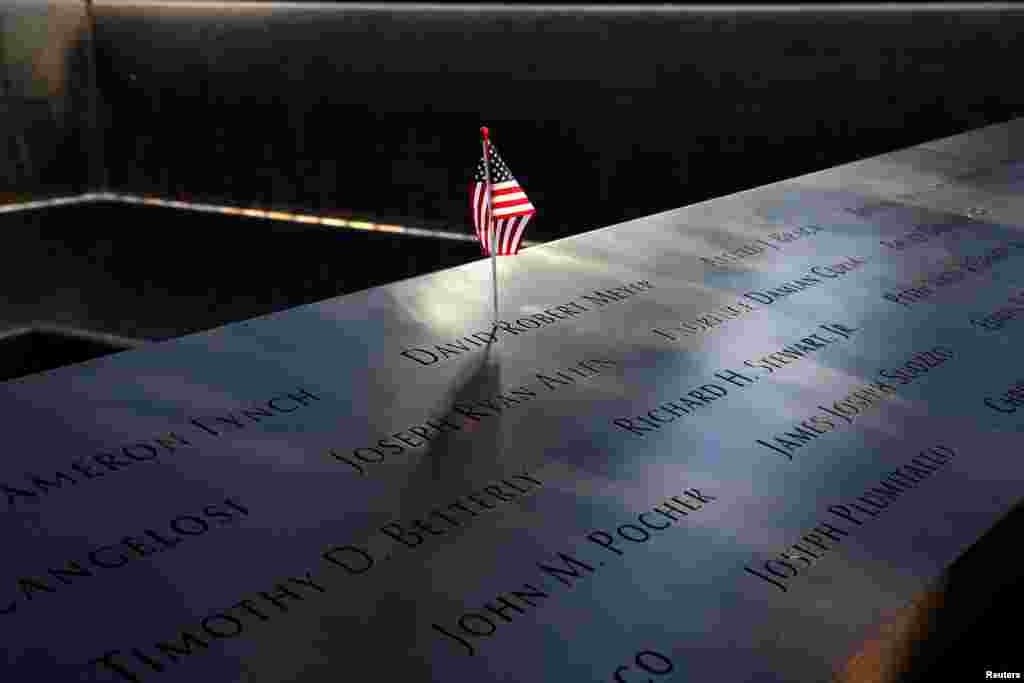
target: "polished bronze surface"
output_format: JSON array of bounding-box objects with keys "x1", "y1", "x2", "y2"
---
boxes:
[{"x1": 1, "y1": 118, "x2": 1023, "y2": 681}]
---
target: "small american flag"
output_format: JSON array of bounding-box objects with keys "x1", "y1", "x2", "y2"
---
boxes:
[{"x1": 471, "y1": 140, "x2": 536, "y2": 256}]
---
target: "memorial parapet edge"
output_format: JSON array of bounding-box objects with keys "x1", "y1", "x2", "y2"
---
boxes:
[{"x1": 2, "y1": 118, "x2": 1023, "y2": 682}]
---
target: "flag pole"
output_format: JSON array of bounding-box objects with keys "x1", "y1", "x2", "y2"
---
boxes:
[{"x1": 481, "y1": 126, "x2": 498, "y2": 325}]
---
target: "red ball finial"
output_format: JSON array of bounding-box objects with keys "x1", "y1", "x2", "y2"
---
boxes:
[{"x1": 481, "y1": 126, "x2": 490, "y2": 140}]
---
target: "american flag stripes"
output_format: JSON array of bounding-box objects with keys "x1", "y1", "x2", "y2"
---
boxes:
[{"x1": 471, "y1": 140, "x2": 536, "y2": 256}]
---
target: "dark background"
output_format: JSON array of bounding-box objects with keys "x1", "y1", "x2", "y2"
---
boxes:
[
  {"x1": 92, "y1": 3, "x2": 1024, "y2": 239},
  {"x1": 88, "y1": 2, "x2": 1024, "y2": 239},
  {"x1": 5, "y1": 2, "x2": 1024, "y2": 238}
]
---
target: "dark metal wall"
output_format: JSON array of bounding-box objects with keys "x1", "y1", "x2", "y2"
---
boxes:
[
  {"x1": 92, "y1": 4, "x2": 1024, "y2": 241},
  {"x1": 0, "y1": 0, "x2": 98, "y2": 202},
  {"x1": 4, "y1": 3, "x2": 1023, "y2": 238}
]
